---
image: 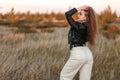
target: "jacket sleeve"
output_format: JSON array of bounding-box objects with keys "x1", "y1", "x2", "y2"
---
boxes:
[{"x1": 65, "y1": 8, "x2": 79, "y2": 29}]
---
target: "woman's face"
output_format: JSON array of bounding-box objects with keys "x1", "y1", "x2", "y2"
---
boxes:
[{"x1": 77, "y1": 10, "x2": 88, "y2": 23}]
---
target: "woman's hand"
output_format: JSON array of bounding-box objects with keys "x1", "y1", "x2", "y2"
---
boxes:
[{"x1": 77, "y1": 5, "x2": 89, "y2": 12}]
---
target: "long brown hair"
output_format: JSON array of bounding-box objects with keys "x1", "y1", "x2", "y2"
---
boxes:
[{"x1": 87, "y1": 6, "x2": 98, "y2": 46}]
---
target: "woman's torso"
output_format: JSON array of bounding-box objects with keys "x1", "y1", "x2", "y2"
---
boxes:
[{"x1": 68, "y1": 22, "x2": 89, "y2": 45}]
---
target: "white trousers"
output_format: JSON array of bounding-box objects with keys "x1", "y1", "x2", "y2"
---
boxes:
[{"x1": 60, "y1": 46, "x2": 93, "y2": 80}]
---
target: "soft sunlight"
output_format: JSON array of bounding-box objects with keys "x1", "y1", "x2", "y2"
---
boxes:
[{"x1": 0, "y1": 0, "x2": 120, "y2": 15}]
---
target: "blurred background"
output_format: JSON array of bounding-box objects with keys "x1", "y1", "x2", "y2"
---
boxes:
[{"x1": 0, "y1": 0, "x2": 120, "y2": 80}]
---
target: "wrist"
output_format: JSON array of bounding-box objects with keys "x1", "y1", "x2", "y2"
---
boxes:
[
  {"x1": 76, "y1": 7, "x2": 81, "y2": 13},
  {"x1": 76, "y1": 7, "x2": 79, "y2": 11}
]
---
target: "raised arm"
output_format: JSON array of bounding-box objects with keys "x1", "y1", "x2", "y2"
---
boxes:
[{"x1": 65, "y1": 8, "x2": 79, "y2": 29}]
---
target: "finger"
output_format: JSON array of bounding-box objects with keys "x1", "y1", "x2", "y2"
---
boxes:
[{"x1": 80, "y1": 5, "x2": 89, "y2": 10}]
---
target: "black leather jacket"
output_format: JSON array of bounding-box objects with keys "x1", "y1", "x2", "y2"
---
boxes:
[{"x1": 65, "y1": 8, "x2": 89, "y2": 49}]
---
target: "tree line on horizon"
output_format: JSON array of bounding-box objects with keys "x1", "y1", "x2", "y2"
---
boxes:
[
  {"x1": 0, "y1": 5, "x2": 120, "y2": 36},
  {"x1": 0, "y1": 5, "x2": 119, "y2": 27}
]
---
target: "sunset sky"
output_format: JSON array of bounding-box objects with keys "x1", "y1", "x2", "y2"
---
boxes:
[{"x1": 0, "y1": 0, "x2": 120, "y2": 15}]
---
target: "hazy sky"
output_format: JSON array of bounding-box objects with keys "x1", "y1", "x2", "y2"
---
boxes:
[{"x1": 0, "y1": 0, "x2": 120, "y2": 15}]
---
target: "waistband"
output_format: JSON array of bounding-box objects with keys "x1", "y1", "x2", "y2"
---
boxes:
[{"x1": 70, "y1": 43, "x2": 86, "y2": 50}]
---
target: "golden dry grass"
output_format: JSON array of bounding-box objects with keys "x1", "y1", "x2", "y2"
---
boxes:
[{"x1": 0, "y1": 27, "x2": 120, "y2": 80}]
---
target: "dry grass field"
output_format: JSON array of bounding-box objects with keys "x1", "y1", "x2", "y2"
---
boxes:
[{"x1": 0, "y1": 26, "x2": 120, "y2": 80}]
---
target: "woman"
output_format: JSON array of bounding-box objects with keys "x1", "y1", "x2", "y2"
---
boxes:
[{"x1": 60, "y1": 5, "x2": 97, "y2": 80}]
